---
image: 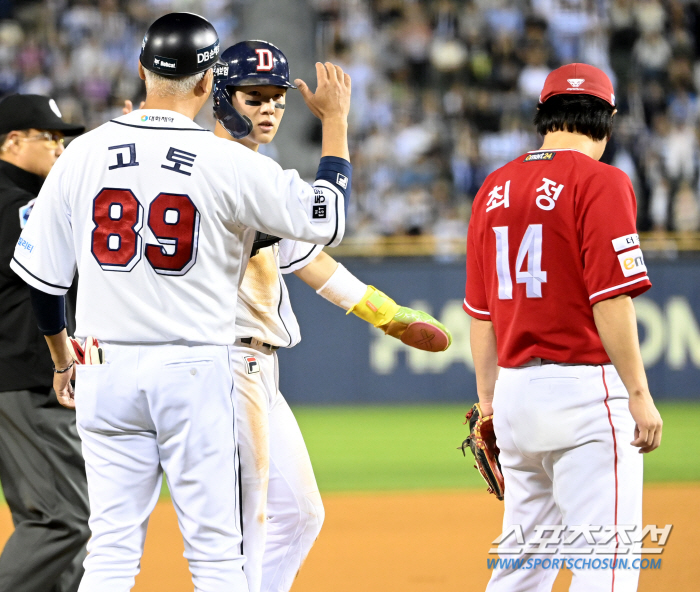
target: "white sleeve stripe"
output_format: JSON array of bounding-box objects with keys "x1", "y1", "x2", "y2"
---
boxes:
[
  {"x1": 464, "y1": 299, "x2": 490, "y2": 316},
  {"x1": 589, "y1": 276, "x2": 650, "y2": 300}
]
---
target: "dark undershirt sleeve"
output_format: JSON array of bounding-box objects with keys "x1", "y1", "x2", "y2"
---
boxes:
[
  {"x1": 315, "y1": 156, "x2": 352, "y2": 212},
  {"x1": 28, "y1": 286, "x2": 66, "y2": 336}
]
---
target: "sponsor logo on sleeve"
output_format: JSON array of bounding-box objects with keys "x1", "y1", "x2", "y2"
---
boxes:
[
  {"x1": 617, "y1": 248, "x2": 647, "y2": 277},
  {"x1": 244, "y1": 356, "x2": 260, "y2": 374},
  {"x1": 17, "y1": 237, "x2": 34, "y2": 253},
  {"x1": 312, "y1": 205, "x2": 327, "y2": 220},
  {"x1": 524, "y1": 152, "x2": 555, "y2": 162},
  {"x1": 197, "y1": 41, "x2": 220, "y2": 64},
  {"x1": 18, "y1": 198, "x2": 36, "y2": 228},
  {"x1": 153, "y1": 55, "x2": 177, "y2": 71},
  {"x1": 612, "y1": 233, "x2": 640, "y2": 252},
  {"x1": 336, "y1": 173, "x2": 348, "y2": 189}
]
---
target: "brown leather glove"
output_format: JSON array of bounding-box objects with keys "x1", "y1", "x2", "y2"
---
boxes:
[{"x1": 459, "y1": 403, "x2": 505, "y2": 500}]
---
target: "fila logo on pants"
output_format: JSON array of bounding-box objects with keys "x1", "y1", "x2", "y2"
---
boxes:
[{"x1": 245, "y1": 356, "x2": 260, "y2": 374}]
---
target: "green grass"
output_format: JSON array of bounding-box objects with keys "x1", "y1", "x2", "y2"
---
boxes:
[
  {"x1": 643, "y1": 402, "x2": 700, "y2": 483},
  {"x1": 294, "y1": 402, "x2": 700, "y2": 493},
  {"x1": 1, "y1": 403, "x2": 697, "y2": 504},
  {"x1": 295, "y1": 405, "x2": 482, "y2": 492}
]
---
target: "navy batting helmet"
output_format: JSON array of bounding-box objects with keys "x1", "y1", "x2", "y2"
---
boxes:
[
  {"x1": 140, "y1": 13, "x2": 219, "y2": 78},
  {"x1": 213, "y1": 40, "x2": 296, "y2": 139}
]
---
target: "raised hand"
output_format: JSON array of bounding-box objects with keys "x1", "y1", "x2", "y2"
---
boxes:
[{"x1": 295, "y1": 62, "x2": 351, "y2": 122}]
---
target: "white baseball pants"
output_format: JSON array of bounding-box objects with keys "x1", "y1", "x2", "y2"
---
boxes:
[
  {"x1": 487, "y1": 363, "x2": 643, "y2": 592},
  {"x1": 74, "y1": 343, "x2": 248, "y2": 592},
  {"x1": 232, "y1": 343, "x2": 324, "y2": 592}
]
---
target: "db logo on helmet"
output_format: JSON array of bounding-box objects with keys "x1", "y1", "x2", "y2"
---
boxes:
[{"x1": 197, "y1": 42, "x2": 220, "y2": 64}]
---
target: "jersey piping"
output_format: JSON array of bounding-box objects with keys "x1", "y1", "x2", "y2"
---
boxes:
[
  {"x1": 109, "y1": 120, "x2": 210, "y2": 132},
  {"x1": 526, "y1": 148, "x2": 584, "y2": 154},
  {"x1": 276, "y1": 274, "x2": 293, "y2": 347},
  {"x1": 463, "y1": 299, "x2": 490, "y2": 316},
  {"x1": 314, "y1": 180, "x2": 340, "y2": 246},
  {"x1": 11, "y1": 256, "x2": 71, "y2": 290},
  {"x1": 588, "y1": 276, "x2": 649, "y2": 300},
  {"x1": 601, "y1": 366, "x2": 620, "y2": 590},
  {"x1": 279, "y1": 244, "x2": 317, "y2": 270},
  {"x1": 226, "y1": 349, "x2": 243, "y2": 556}
]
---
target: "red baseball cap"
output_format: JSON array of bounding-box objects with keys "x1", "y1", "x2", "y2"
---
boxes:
[{"x1": 539, "y1": 63, "x2": 615, "y2": 107}]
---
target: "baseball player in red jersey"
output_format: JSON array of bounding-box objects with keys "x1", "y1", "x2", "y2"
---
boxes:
[{"x1": 464, "y1": 64, "x2": 663, "y2": 591}]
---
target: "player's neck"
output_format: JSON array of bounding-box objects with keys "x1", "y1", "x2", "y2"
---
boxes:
[
  {"x1": 140, "y1": 96, "x2": 203, "y2": 122},
  {"x1": 213, "y1": 122, "x2": 260, "y2": 151},
  {"x1": 234, "y1": 136, "x2": 259, "y2": 152},
  {"x1": 539, "y1": 131, "x2": 607, "y2": 161}
]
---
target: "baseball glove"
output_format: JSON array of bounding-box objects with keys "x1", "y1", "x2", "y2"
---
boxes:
[
  {"x1": 459, "y1": 403, "x2": 504, "y2": 500},
  {"x1": 67, "y1": 336, "x2": 105, "y2": 365}
]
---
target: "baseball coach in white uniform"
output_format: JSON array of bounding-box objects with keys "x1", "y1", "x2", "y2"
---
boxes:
[{"x1": 10, "y1": 13, "x2": 352, "y2": 592}]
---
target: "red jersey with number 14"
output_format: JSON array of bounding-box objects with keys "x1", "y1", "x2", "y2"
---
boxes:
[{"x1": 464, "y1": 149, "x2": 651, "y2": 368}]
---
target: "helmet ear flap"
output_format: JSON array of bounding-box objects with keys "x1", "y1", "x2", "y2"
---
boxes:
[{"x1": 213, "y1": 86, "x2": 253, "y2": 139}]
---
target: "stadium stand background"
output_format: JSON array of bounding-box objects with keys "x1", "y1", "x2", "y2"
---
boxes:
[{"x1": 2, "y1": 0, "x2": 700, "y2": 245}]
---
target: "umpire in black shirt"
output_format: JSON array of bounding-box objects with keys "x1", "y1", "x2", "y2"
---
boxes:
[{"x1": 0, "y1": 94, "x2": 89, "y2": 591}]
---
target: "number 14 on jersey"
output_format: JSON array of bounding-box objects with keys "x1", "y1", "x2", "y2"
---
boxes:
[{"x1": 493, "y1": 224, "x2": 547, "y2": 300}]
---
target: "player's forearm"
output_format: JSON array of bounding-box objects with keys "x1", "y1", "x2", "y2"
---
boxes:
[
  {"x1": 45, "y1": 329, "x2": 73, "y2": 370},
  {"x1": 321, "y1": 117, "x2": 349, "y2": 161},
  {"x1": 592, "y1": 295, "x2": 650, "y2": 398},
  {"x1": 294, "y1": 250, "x2": 339, "y2": 290},
  {"x1": 470, "y1": 319, "x2": 499, "y2": 410}
]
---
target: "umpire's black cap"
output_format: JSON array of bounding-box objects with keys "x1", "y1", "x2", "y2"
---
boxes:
[
  {"x1": 0, "y1": 94, "x2": 85, "y2": 136},
  {"x1": 140, "y1": 12, "x2": 220, "y2": 78}
]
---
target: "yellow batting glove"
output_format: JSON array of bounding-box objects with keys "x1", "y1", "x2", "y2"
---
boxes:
[{"x1": 348, "y1": 287, "x2": 452, "y2": 352}]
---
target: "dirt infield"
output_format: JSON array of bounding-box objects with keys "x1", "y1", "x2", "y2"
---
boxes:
[{"x1": 0, "y1": 483, "x2": 696, "y2": 591}]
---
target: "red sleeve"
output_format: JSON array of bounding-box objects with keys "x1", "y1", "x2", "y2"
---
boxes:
[
  {"x1": 464, "y1": 214, "x2": 491, "y2": 320},
  {"x1": 577, "y1": 167, "x2": 651, "y2": 306}
]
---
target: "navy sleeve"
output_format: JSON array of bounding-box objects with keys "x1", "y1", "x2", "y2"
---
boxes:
[
  {"x1": 29, "y1": 286, "x2": 66, "y2": 336},
  {"x1": 316, "y1": 156, "x2": 352, "y2": 211}
]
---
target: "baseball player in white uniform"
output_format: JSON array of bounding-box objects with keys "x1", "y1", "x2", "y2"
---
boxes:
[
  {"x1": 10, "y1": 13, "x2": 353, "y2": 592},
  {"x1": 206, "y1": 41, "x2": 453, "y2": 592}
]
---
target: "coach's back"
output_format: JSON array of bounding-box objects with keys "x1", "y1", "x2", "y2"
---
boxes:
[{"x1": 11, "y1": 109, "x2": 344, "y2": 344}]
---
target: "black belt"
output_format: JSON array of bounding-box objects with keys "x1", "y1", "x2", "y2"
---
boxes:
[
  {"x1": 239, "y1": 337, "x2": 279, "y2": 351},
  {"x1": 518, "y1": 358, "x2": 595, "y2": 368}
]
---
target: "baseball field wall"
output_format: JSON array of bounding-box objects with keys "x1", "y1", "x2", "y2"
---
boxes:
[{"x1": 280, "y1": 257, "x2": 700, "y2": 402}]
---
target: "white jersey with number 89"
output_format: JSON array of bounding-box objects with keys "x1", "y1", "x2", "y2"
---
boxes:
[{"x1": 11, "y1": 110, "x2": 345, "y2": 344}]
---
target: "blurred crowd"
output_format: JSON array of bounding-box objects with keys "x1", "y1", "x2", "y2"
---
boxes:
[
  {"x1": 0, "y1": 0, "x2": 243, "y2": 128},
  {"x1": 3, "y1": 0, "x2": 700, "y2": 239},
  {"x1": 316, "y1": 0, "x2": 700, "y2": 239}
]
